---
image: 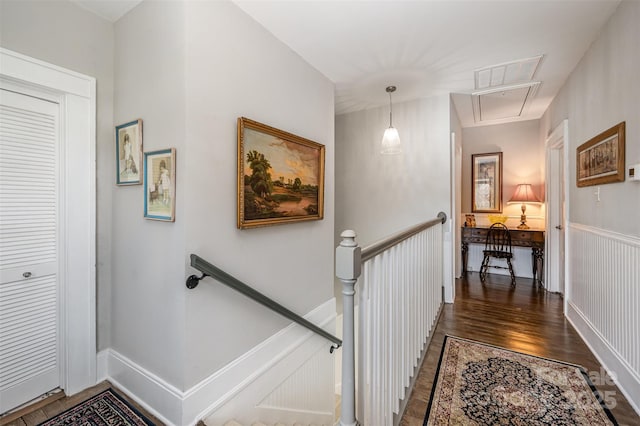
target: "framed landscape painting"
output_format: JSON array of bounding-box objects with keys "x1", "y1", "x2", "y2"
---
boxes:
[
  {"x1": 237, "y1": 117, "x2": 325, "y2": 229},
  {"x1": 115, "y1": 119, "x2": 143, "y2": 185},
  {"x1": 144, "y1": 148, "x2": 176, "y2": 222},
  {"x1": 577, "y1": 122, "x2": 625, "y2": 187},
  {"x1": 472, "y1": 152, "x2": 503, "y2": 213}
]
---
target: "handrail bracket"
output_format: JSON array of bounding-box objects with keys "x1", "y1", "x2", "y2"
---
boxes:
[{"x1": 186, "y1": 273, "x2": 208, "y2": 289}]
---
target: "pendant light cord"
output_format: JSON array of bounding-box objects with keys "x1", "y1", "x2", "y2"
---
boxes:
[
  {"x1": 386, "y1": 85, "x2": 396, "y2": 128},
  {"x1": 389, "y1": 90, "x2": 393, "y2": 127}
]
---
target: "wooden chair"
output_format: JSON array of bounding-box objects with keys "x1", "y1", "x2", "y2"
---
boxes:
[{"x1": 479, "y1": 223, "x2": 516, "y2": 285}]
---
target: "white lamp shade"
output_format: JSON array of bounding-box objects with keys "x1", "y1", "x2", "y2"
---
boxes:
[{"x1": 381, "y1": 126, "x2": 401, "y2": 154}]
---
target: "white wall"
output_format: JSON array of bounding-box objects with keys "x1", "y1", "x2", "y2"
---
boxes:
[
  {"x1": 462, "y1": 120, "x2": 545, "y2": 229},
  {"x1": 182, "y1": 0, "x2": 335, "y2": 389},
  {"x1": 543, "y1": 0, "x2": 640, "y2": 413},
  {"x1": 0, "y1": 0, "x2": 114, "y2": 350}
]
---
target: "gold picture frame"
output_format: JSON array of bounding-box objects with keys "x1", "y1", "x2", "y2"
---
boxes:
[
  {"x1": 577, "y1": 122, "x2": 625, "y2": 187},
  {"x1": 472, "y1": 152, "x2": 503, "y2": 213},
  {"x1": 237, "y1": 117, "x2": 325, "y2": 229}
]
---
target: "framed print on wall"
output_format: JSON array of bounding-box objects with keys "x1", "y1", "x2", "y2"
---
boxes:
[
  {"x1": 472, "y1": 152, "x2": 503, "y2": 213},
  {"x1": 237, "y1": 117, "x2": 325, "y2": 229},
  {"x1": 115, "y1": 119, "x2": 143, "y2": 185},
  {"x1": 144, "y1": 148, "x2": 176, "y2": 221},
  {"x1": 577, "y1": 122, "x2": 625, "y2": 187}
]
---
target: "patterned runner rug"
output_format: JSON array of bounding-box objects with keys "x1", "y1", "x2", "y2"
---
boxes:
[
  {"x1": 37, "y1": 389, "x2": 156, "y2": 426},
  {"x1": 424, "y1": 336, "x2": 617, "y2": 425}
]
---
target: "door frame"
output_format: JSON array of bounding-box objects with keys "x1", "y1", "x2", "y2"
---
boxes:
[
  {"x1": 545, "y1": 120, "x2": 569, "y2": 298},
  {"x1": 0, "y1": 48, "x2": 97, "y2": 396}
]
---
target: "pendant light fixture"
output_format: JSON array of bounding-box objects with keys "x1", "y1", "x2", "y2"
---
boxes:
[{"x1": 381, "y1": 85, "x2": 401, "y2": 154}]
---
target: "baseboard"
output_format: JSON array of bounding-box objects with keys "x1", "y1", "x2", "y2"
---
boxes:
[
  {"x1": 96, "y1": 350, "x2": 108, "y2": 383},
  {"x1": 96, "y1": 297, "x2": 337, "y2": 426},
  {"x1": 566, "y1": 301, "x2": 640, "y2": 416},
  {"x1": 96, "y1": 348, "x2": 183, "y2": 425}
]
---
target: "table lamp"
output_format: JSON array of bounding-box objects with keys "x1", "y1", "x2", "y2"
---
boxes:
[{"x1": 508, "y1": 184, "x2": 541, "y2": 229}]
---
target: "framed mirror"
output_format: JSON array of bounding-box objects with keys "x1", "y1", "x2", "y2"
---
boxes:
[{"x1": 472, "y1": 152, "x2": 503, "y2": 213}]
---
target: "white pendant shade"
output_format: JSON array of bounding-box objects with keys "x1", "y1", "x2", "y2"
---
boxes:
[
  {"x1": 381, "y1": 85, "x2": 401, "y2": 155},
  {"x1": 381, "y1": 127, "x2": 401, "y2": 154}
]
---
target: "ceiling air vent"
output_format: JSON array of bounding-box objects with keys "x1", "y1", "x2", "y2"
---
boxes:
[{"x1": 471, "y1": 81, "x2": 541, "y2": 123}]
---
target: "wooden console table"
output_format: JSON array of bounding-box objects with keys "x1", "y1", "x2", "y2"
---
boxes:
[{"x1": 461, "y1": 227, "x2": 545, "y2": 282}]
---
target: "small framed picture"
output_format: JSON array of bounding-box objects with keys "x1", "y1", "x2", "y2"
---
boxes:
[
  {"x1": 144, "y1": 148, "x2": 176, "y2": 221},
  {"x1": 465, "y1": 214, "x2": 476, "y2": 227},
  {"x1": 115, "y1": 119, "x2": 143, "y2": 185}
]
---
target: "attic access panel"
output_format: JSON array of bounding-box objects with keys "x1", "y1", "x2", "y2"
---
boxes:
[{"x1": 472, "y1": 82, "x2": 540, "y2": 123}]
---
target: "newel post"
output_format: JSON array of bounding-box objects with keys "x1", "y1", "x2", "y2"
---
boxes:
[{"x1": 336, "y1": 230, "x2": 361, "y2": 426}]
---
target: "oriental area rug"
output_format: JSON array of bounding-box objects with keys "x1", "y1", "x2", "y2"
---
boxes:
[
  {"x1": 37, "y1": 389, "x2": 156, "y2": 426},
  {"x1": 424, "y1": 336, "x2": 617, "y2": 425}
]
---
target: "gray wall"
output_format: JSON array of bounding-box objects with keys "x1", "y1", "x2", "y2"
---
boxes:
[
  {"x1": 335, "y1": 96, "x2": 451, "y2": 248},
  {"x1": 0, "y1": 0, "x2": 115, "y2": 351},
  {"x1": 182, "y1": 0, "x2": 335, "y2": 388},
  {"x1": 2, "y1": 0, "x2": 335, "y2": 393},
  {"x1": 544, "y1": 0, "x2": 639, "y2": 237},
  {"x1": 112, "y1": 1, "x2": 187, "y2": 388},
  {"x1": 335, "y1": 95, "x2": 452, "y2": 301}
]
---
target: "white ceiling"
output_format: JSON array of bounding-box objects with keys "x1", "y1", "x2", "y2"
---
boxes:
[{"x1": 74, "y1": 0, "x2": 621, "y2": 127}]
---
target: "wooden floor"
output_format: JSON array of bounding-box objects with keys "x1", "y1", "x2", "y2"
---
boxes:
[
  {"x1": 400, "y1": 273, "x2": 640, "y2": 426},
  {"x1": 3, "y1": 274, "x2": 639, "y2": 425},
  {"x1": 0, "y1": 381, "x2": 163, "y2": 426}
]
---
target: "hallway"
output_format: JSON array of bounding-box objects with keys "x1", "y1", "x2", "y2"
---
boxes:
[{"x1": 400, "y1": 273, "x2": 640, "y2": 425}]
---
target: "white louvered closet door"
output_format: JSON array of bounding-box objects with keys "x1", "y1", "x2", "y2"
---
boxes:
[{"x1": 0, "y1": 89, "x2": 60, "y2": 414}]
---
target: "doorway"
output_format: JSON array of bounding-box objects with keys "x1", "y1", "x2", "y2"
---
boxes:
[
  {"x1": 545, "y1": 120, "x2": 568, "y2": 295},
  {"x1": 0, "y1": 48, "x2": 96, "y2": 413}
]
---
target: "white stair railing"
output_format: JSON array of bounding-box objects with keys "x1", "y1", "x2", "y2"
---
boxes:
[{"x1": 336, "y1": 212, "x2": 446, "y2": 426}]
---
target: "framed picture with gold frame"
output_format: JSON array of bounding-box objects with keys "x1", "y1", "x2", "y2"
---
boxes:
[
  {"x1": 577, "y1": 122, "x2": 625, "y2": 187},
  {"x1": 472, "y1": 152, "x2": 503, "y2": 213},
  {"x1": 237, "y1": 117, "x2": 325, "y2": 229}
]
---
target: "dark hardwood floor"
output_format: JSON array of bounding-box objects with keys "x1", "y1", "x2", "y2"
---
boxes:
[
  {"x1": 0, "y1": 381, "x2": 163, "y2": 426},
  {"x1": 400, "y1": 273, "x2": 640, "y2": 426},
  {"x1": 4, "y1": 274, "x2": 638, "y2": 425}
]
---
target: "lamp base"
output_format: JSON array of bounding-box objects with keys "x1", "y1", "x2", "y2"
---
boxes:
[{"x1": 517, "y1": 214, "x2": 529, "y2": 229}]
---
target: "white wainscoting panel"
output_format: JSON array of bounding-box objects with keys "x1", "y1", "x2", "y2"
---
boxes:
[
  {"x1": 258, "y1": 344, "x2": 334, "y2": 414},
  {"x1": 566, "y1": 223, "x2": 640, "y2": 414},
  {"x1": 466, "y1": 243, "x2": 535, "y2": 279}
]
